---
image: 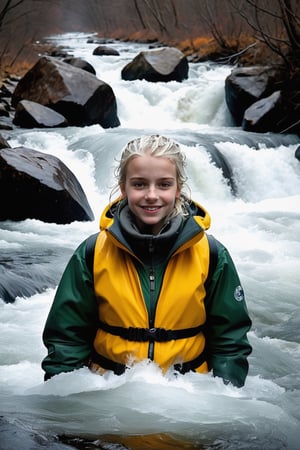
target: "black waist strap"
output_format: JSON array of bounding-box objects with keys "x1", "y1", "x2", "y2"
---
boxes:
[
  {"x1": 98, "y1": 320, "x2": 204, "y2": 342},
  {"x1": 90, "y1": 350, "x2": 207, "y2": 376},
  {"x1": 174, "y1": 351, "x2": 207, "y2": 374},
  {"x1": 90, "y1": 351, "x2": 127, "y2": 375}
]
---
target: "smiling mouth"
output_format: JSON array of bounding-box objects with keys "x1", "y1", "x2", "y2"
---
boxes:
[{"x1": 142, "y1": 206, "x2": 161, "y2": 211}]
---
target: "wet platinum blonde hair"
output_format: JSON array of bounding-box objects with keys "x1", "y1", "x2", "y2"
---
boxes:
[{"x1": 111, "y1": 134, "x2": 190, "y2": 218}]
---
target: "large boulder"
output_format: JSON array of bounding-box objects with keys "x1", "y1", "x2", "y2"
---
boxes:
[
  {"x1": 225, "y1": 66, "x2": 284, "y2": 125},
  {"x1": 13, "y1": 99, "x2": 68, "y2": 128},
  {"x1": 93, "y1": 45, "x2": 120, "y2": 56},
  {"x1": 0, "y1": 146, "x2": 94, "y2": 223},
  {"x1": 121, "y1": 46, "x2": 189, "y2": 82},
  {"x1": 11, "y1": 56, "x2": 120, "y2": 128}
]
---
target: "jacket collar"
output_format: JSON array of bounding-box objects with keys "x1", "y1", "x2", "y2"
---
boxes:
[{"x1": 99, "y1": 197, "x2": 211, "y2": 261}]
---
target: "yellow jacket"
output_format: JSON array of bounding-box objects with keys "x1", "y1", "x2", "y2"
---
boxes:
[
  {"x1": 90, "y1": 200, "x2": 211, "y2": 374},
  {"x1": 42, "y1": 198, "x2": 252, "y2": 387}
]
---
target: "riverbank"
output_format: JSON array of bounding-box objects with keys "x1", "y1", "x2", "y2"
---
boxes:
[{"x1": 0, "y1": 28, "x2": 277, "y2": 81}]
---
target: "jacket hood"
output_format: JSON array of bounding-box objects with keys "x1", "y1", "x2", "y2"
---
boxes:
[
  {"x1": 99, "y1": 197, "x2": 211, "y2": 232},
  {"x1": 185, "y1": 199, "x2": 211, "y2": 231}
]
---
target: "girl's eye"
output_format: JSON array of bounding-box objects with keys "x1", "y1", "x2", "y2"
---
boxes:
[{"x1": 130, "y1": 180, "x2": 173, "y2": 189}]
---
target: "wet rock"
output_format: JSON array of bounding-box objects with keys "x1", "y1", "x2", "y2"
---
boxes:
[
  {"x1": 48, "y1": 47, "x2": 70, "y2": 58},
  {"x1": 0, "y1": 76, "x2": 17, "y2": 129},
  {"x1": 0, "y1": 120, "x2": 14, "y2": 130},
  {"x1": 242, "y1": 91, "x2": 282, "y2": 133},
  {"x1": 12, "y1": 56, "x2": 120, "y2": 128},
  {"x1": 121, "y1": 46, "x2": 189, "y2": 82},
  {"x1": 0, "y1": 76, "x2": 19, "y2": 96},
  {"x1": 0, "y1": 103, "x2": 9, "y2": 117},
  {"x1": 0, "y1": 264, "x2": 52, "y2": 304},
  {"x1": 225, "y1": 66, "x2": 284, "y2": 125},
  {"x1": 0, "y1": 417, "x2": 75, "y2": 450},
  {"x1": 0, "y1": 243, "x2": 74, "y2": 303},
  {"x1": 13, "y1": 99, "x2": 68, "y2": 128},
  {"x1": 243, "y1": 89, "x2": 300, "y2": 134},
  {"x1": 87, "y1": 37, "x2": 115, "y2": 45},
  {"x1": 63, "y1": 57, "x2": 97, "y2": 75},
  {"x1": 93, "y1": 45, "x2": 120, "y2": 56},
  {"x1": 242, "y1": 91, "x2": 281, "y2": 133},
  {"x1": 0, "y1": 133, "x2": 10, "y2": 148},
  {"x1": 0, "y1": 146, "x2": 94, "y2": 223}
]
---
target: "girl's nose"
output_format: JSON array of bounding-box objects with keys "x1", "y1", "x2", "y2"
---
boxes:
[{"x1": 145, "y1": 185, "x2": 158, "y2": 199}]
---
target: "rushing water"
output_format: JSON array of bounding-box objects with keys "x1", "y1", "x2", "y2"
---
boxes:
[{"x1": 0, "y1": 33, "x2": 300, "y2": 450}]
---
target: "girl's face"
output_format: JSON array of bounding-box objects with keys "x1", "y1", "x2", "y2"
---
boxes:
[{"x1": 120, "y1": 153, "x2": 180, "y2": 234}]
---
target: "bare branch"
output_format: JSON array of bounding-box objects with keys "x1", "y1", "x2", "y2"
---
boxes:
[
  {"x1": 133, "y1": 0, "x2": 147, "y2": 29},
  {"x1": 233, "y1": 0, "x2": 300, "y2": 69},
  {"x1": 143, "y1": 0, "x2": 168, "y2": 34},
  {"x1": 217, "y1": 41, "x2": 258, "y2": 63}
]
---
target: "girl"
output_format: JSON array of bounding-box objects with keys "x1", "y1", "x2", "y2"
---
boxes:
[{"x1": 42, "y1": 135, "x2": 252, "y2": 387}]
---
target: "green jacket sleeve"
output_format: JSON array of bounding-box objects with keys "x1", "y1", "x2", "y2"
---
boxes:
[
  {"x1": 42, "y1": 238, "x2": 98, "y2": 380},
  {"x1": 204, "y1": 241, "x2": 252, "y2": 387}
]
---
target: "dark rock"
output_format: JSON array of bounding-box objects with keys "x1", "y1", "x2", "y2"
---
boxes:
[
  {"x1": 0, "y1": 98, "x2": 11, "y2": 111},
  {"x1": 121, "y1": 46, "x2": 189, "y2": 82},
  {"x1": 205, "y1": 145, "x2": 236, "y2": 194},
  {"x1": 13, "y1": 99, "x2": 68, "y2": 128},
  {"x1": 295, "y1": 146, "x2": 300, "y2": 161},
  {"x1": 87, "y1": 37, "x2": 115, "y2": 45},
  {"x1": 0, "y1": 146, "x2": 94, "y2": 223},
  {"x1": 0, "y1": 104, "x2": 9, "y2": 117},
  {"x1": 0, "y1": 77, "x2": 18, "y2": 96},
  {"x1": 0, "y1": 245, "x2": 73, "y2": 303},
  {"x1": 242, "y1": 91, "x2": 282, "y2": 133},
  {"x1": 63, "y1": 57, "x2": 97, "y2": 75},
  {"x1": 48, "y1": 48, "x2": 69, "y2": 58},
  {"x1": 225, "y1": 66, "x2": 284, "y2": 125},
  {"x1": 93, "y1": 45, "x2": 120, "y2": 56},
  {"x1": 0, "y1": 78, "x2": 16, "y2": 126},
  {"x1": 0, "y1": 120, "x2": 14, "y2": 130},
  {"x1": 278, "y1": 88, "x2": 300, "y2": 134},
  {"x1": 243, "y1": 89, "x2": 300, "y2": 134},
  {"x1": 0, "y1": 134, "x2": 10, "y2": 148},
  {"x1": 12, "y1": 56, "x2": 120, "y2": 128},
  {"x1": 0, "y1": 416, "x2": 74, "y2": 450},
  {"x1": 0, "y1": 264, "x2": 52, "y2": 304}
]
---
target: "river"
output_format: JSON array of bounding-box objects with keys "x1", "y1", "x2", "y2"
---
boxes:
[{"x1": 0, "y1": 32, "x2": 300, "y2": 450}]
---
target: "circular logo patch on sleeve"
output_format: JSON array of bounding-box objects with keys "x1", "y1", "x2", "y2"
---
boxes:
[{"x1": 234, "y1": 285, "x2": 244, "y2": 302}]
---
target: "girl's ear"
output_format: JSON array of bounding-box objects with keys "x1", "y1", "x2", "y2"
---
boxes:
[{"x1": 120, "y1": 183, "x2": 126, "y2": 198}]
